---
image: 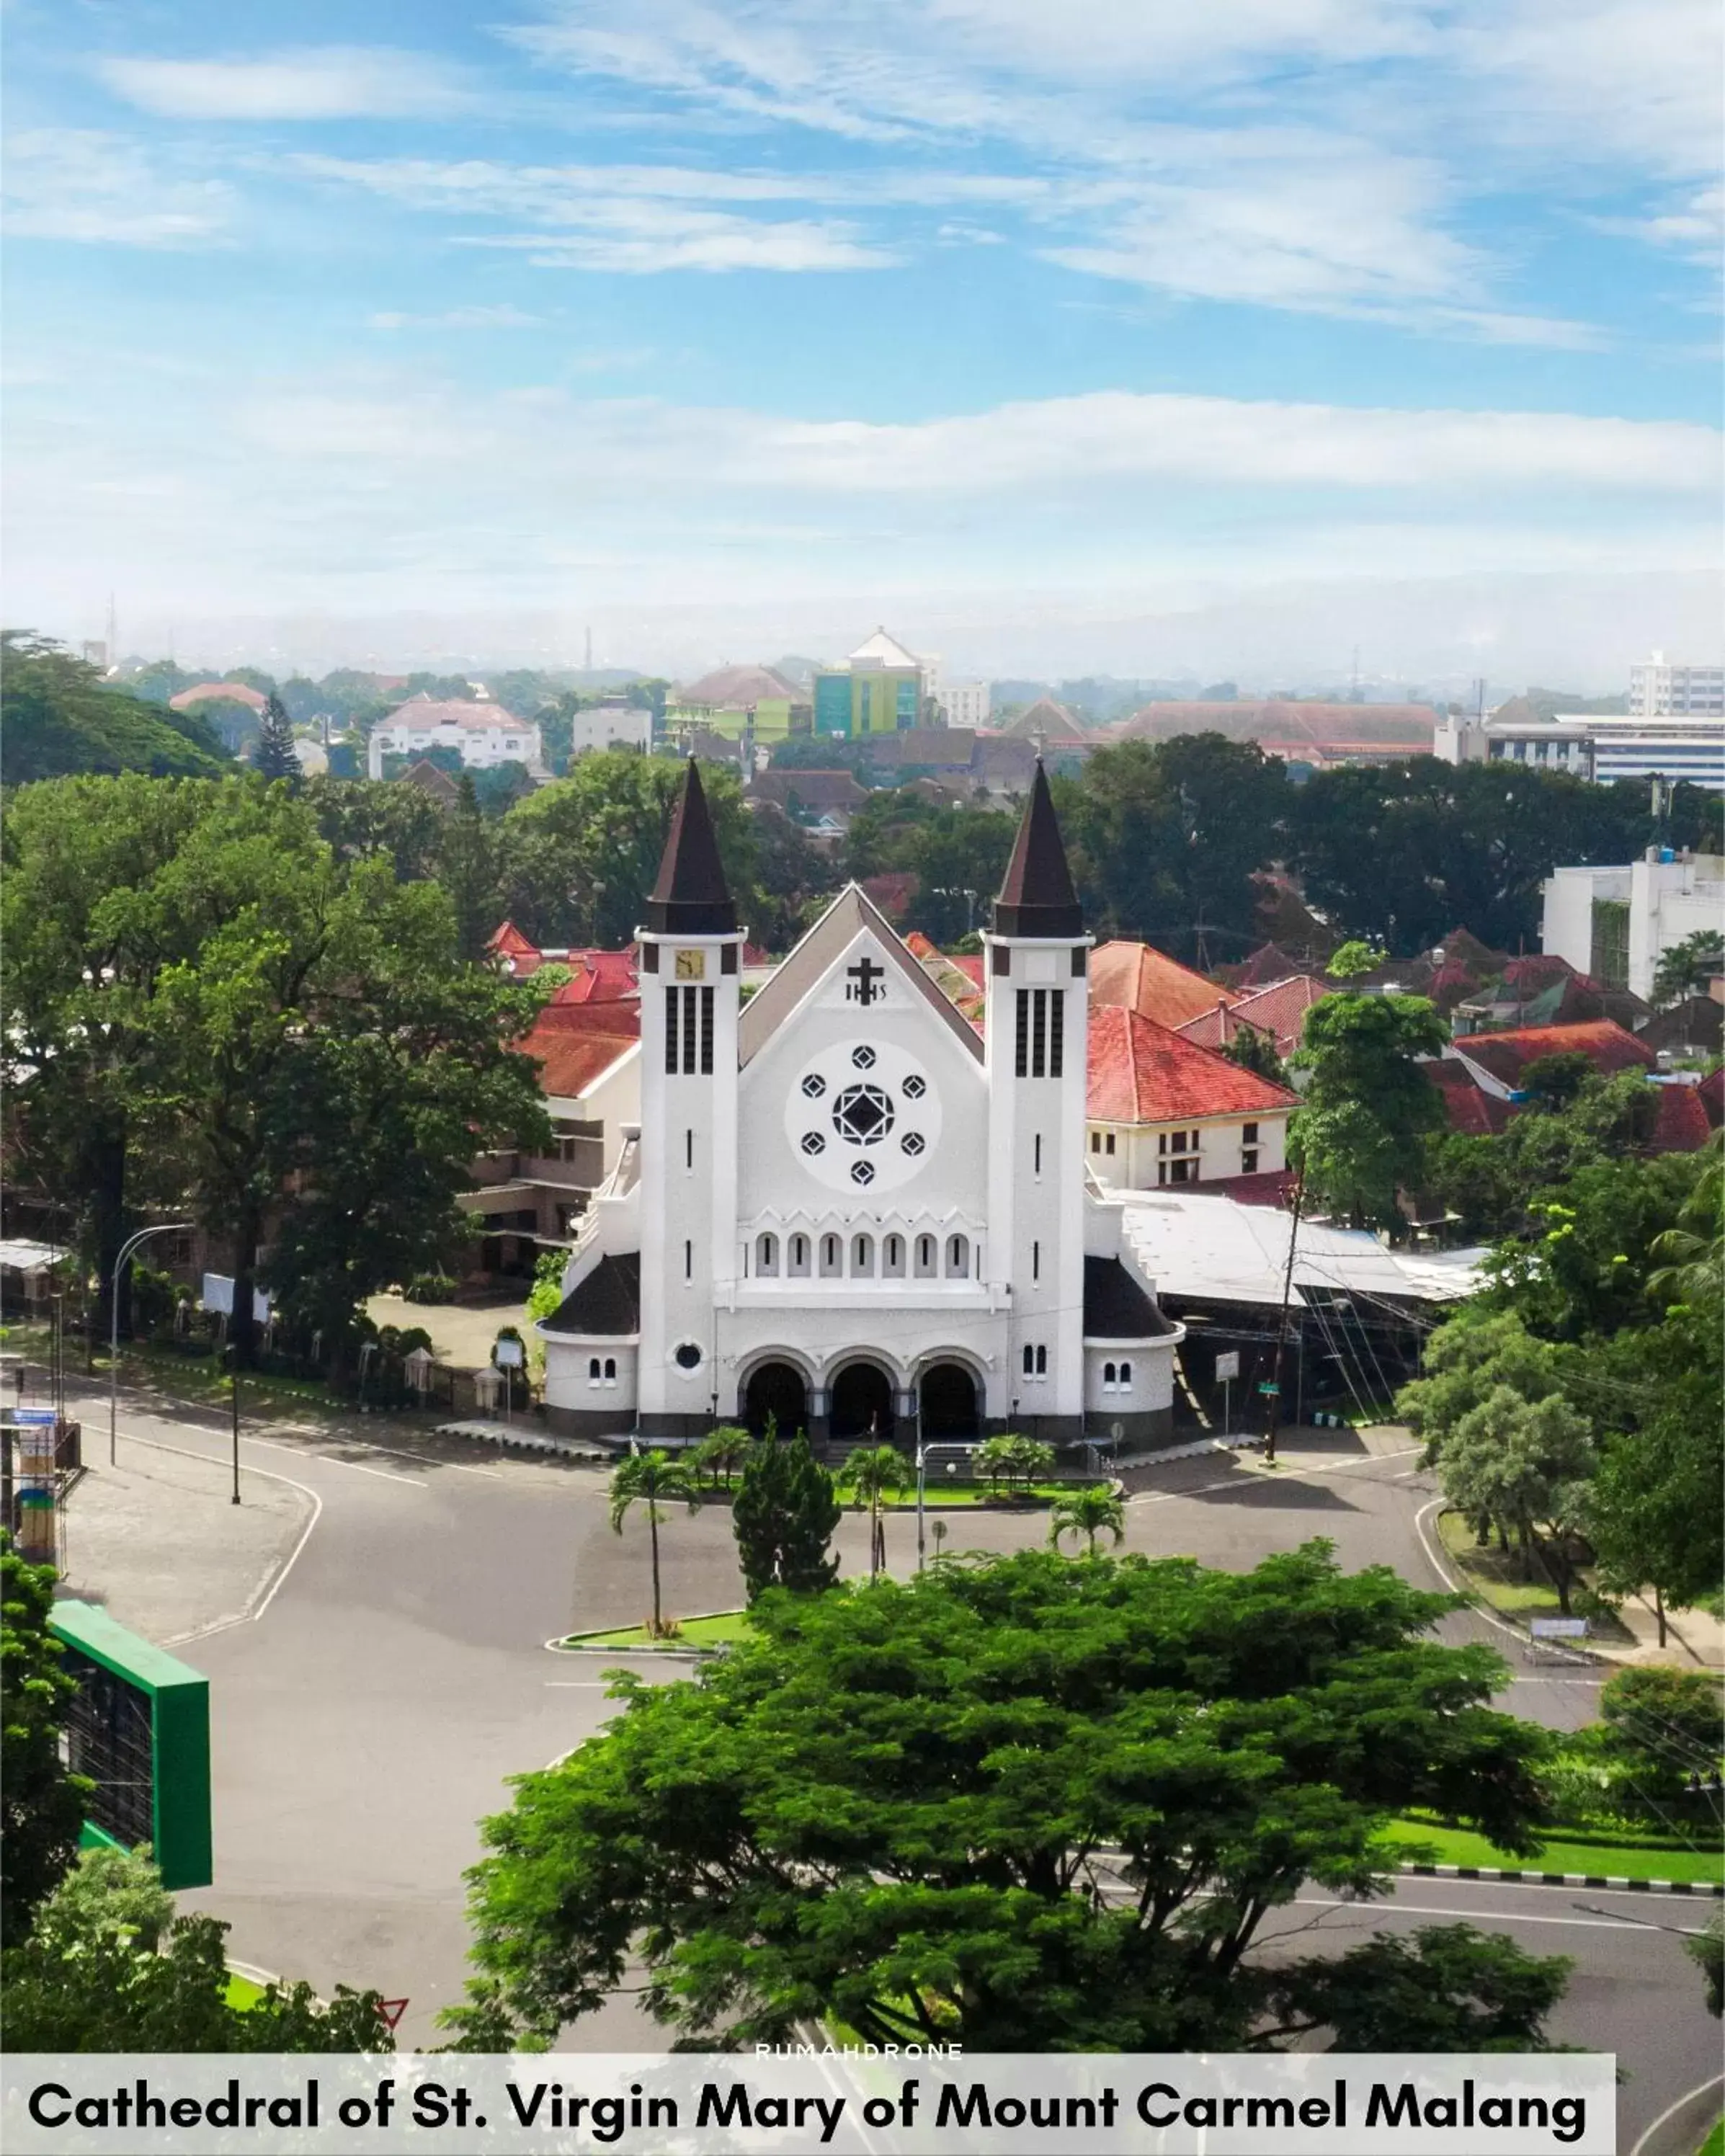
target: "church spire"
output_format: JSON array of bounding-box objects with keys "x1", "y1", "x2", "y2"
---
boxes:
[
  {"x1": 645, "y1": 757, "x2": 738, "y2": 935},
  {"x1": 991, "y1": 760, "x2": 1082, "y2": 938}
]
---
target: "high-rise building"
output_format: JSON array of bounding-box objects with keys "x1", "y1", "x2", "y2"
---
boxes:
[
  {"x1": 1629, "y1": 651, "x2": 1725, "y2": 718},
  {"x1": 812, "y1": 626, "x2": 925, "y2": 737}
]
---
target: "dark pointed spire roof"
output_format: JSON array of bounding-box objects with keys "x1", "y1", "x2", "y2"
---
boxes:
[
  {"x1": 645, "y1": 757, "x2": 738, "y2": 935},
  {"x1": 992, "y1": 760, "x2": 1083, "y2": 938}
]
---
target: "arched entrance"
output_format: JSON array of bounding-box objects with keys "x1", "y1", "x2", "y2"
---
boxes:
[
  {"x1": 829, "y1": 1361, "x2": 895, "y2": 1444},
  {"x1": 919, "y1": 1361, "x2": 979, "y2": 1438},
  {"x1": 743, "y1": 1360, "x2": 808, "y2": 1439}
]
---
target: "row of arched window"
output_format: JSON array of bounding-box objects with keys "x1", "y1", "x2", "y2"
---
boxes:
[
  {"x1": 751, "y1": 1230, "x2": 973, "y2": 1280},
  {"x1": 1101, "y1": 1360, "x2": 1134, "y2": 1390},
  {"x1": 587, "y1": 1356, "x2": 618, "y2": 1386}
]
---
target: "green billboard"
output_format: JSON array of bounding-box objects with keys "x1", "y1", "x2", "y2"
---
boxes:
[{"x1": 50, "y1": 1598, "x2": 212, "y2": 1890}]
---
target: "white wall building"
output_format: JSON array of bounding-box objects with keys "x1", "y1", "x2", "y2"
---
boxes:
[
  {"x1": 1435, "y1": 709, "x2": 1725, "y2": 790},
  {"x1": 1630, "y1": 652, "x2": 1725, "y2": 718},
  {"x1": 568, "y1": 700, "x2": 651, "y2": 758},
  {"x1": 367, "y1": 694, "x2": 545, "y2": 780},
  {"x1": 1541, "y1": 850, "x2": 1725, "y2": 999},
  {"x1": 940, "y1": 680, "x2": 993, "y2": 728},
  {"x1": 538, "y1": 762, "x2": 1182, "y2": 1452}
]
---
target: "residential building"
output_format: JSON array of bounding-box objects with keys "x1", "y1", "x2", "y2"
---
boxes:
[
  {"x1": 1430, "y1": 1021, "x2": 1710, "y2": 1156},
  {"x1": 1630, "y1": 651, "x2": 1725, "y2": 718},
  {"x1": 749, "y1": 769, "x2": 870, "y2": 837},
  {"x1": 1118, "y1": 700, "x2": 1435, "y2": 766},
  {"x1": 568, "y1": 700, "x2": 651, "y2": 757},
  {"x1": 1432, "y1": 712, "x2": 1595, "y2": 775},
  {"x1": 664, "y1": 664, "x2": 810, "y2": 747},
  {"x1": 1089, "y1": 940, "x2": 1236, "y2": 1033},
  {"x1": 537, "y1": 760, "x2": 1183, "y2": 1449},
  {"x1": 1087, "y1": 1007, "x2": 1296, "y2": 1198},
  {"x1": 1444, "y1": 1017, "x2": 1657, "y2": 1098},
  {"x1": 1174, "y1": 974, "x2": 1329, "y2": 1061},
  {"x1": 1541, "y1": 851, "x2": 1725, "y2": 998},
  {"x1": 366, "y1": 694, "x2": 544, "y2": 779},
  {"x1": 812, "y1": 627, "x2": 926, "y2": 739},
  {"x1": 1436, "y1": 708, "x2": 1725, "y2": 790}
]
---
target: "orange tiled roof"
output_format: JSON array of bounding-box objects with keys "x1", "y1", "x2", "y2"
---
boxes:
[
  {"x1": 1087, "y1": 1006, "x2": 1296, "y2": 1125},
  {"x1": 1089, "y1": 940, "x2": 1235, "y2": 1033},
  {"x1": 1453, "y1": 1019, "x2": 1655, "y2": 1088}
]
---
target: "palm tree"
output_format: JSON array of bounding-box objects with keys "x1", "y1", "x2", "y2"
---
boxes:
[
  {"x1": 692, "y1": 1425, "x2": 752, "y2": 1490},
  {"x1": 1647, "y1": 1135, "x2": 1722, "y2": 1306},
  {"x1": 608, "y1": 1448, "x2": 699, "y2": 1636},
  {"x1": 839, "y1": 1442, "x2": 909, "y2": 1580},
  {"x1": 1049, "y1": 1484, "x2": 1126, "y2": 1559}
]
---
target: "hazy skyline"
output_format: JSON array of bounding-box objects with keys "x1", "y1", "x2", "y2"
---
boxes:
[{"x1": 4, "y1": 0, "x2": 1720, "y2": 684}]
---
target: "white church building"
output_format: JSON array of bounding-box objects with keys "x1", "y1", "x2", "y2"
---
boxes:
[{"x1": 539, "y1": 760, "x2": 1182, "y2": 1451}]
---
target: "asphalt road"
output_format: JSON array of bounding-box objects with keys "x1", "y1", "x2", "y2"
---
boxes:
[{"x1": 68, "y1": 1389, "x2": 1719, "y2": 2142}]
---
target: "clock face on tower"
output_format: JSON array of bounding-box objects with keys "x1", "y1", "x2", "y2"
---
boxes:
[
  {"x1": 784, "y1": 1039, "x2": 942, "y2": 1195},
  {"x1": 674, "y1": 948, "x2": 706, "y2": 980}
]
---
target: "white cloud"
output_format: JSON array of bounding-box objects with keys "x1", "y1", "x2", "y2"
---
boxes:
[
  {"x1": 1, "y1": 130, "x2": 234, "y2": 246},
  {"x1": 98, "y1": 46, "x2": 472, "y2": 121}
]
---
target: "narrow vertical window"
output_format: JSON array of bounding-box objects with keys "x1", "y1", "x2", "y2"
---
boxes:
[
  {"x1": 1035, "y1": 1345, "x2": 1048, "y2": 1376},
  {"x1": 1048, "y1": 989, "x2": 1064, "y2": 1077},
  {"x1": 589, "y1": 1357, "x2": 601, "y2": 1383},
  {"x1": 685, "y1": 1128, "x2": 694, "y2": 1170},
  {"x1": 1120, "y1": 1360, "x2": 1132, "y2": 1386},
  {"x1": 684, "y1": 986, "x2": 699, "y2": 1074},
  {"x1": 664, "y1": 986, "x2": 679, "y2": 1074},
  {"x1": 1032, "y1": 1239, "x2": 1040, "y2": 1282},
  {"x1": 1034, "y1": 1133, "x2": 1043, "y2": 1175},
  {"x1": 604, "y1": 1357, "x2": 616, "y2": 1382},
  {"x1": 1103, "y1": 1362, "x2": 1116, "y2": 1386},
  {"x1": 700, "y1": 984, "x2": 714, "y2": 1074},
  {"x1": 1022, "y1": 1344, "x2": 1035, "y2": 1376},
  {"x1": 1031, "y1": 988, "x2": 1047, "y2": 1077},
  {"x1": 1015, "y1": 989, "x2": 1030, "y2": 1078},
  {"x1": 684, "y1": 1239, "x2": 692, "y2": 1280}
]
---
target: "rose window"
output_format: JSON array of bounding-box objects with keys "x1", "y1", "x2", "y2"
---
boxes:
[{"x1": 832, "y1": 1083, "x2": 894, "y2": 1146}]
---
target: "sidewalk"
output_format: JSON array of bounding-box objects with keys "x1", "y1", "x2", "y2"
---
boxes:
[{"x1": 58, "y1": 1433, "x2": 312, "y2": 1647}]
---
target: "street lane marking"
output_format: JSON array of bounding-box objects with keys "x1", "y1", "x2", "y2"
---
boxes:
[
  {"x1": 244, "y1": 1435, "x2": 426, "y2": 1488},
  {"x1": 1291, "y1": 1895, "x2": 1707, "y2": 1933}
]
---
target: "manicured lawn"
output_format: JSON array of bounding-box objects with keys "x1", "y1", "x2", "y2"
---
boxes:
[
  {"x1": 563, "y1": 1611, "x2": 755, "y2": 1651},
  {"x1": 224, "y1": 1973, "x2": 266, "y2": 2010},
  {"x1": 1383, "y1": 1817, "x2": 1725, "y2": 1886},
  {"x1": 1697, "y1": 2117, "x2": 1723, "y2": 2156},
  {"x1": 883, "y1": 1482, "x2": 1097, "y2": 1508}
]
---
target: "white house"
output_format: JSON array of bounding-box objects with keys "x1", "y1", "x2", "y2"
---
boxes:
[
  {"x1": 1542, "y1": 850, "x2": 1725, "y2": 1000},
  {"x1": 568, "y1": 700, "x2": 652, "y2": 758},
  {"x1": 538, "y1": 761, "x2": 1182, "y2": 1451},
  {"x1": 367, "y1": 695, "x2": 545, "y2": 780},
  {"x1": 1085, "y1": 1007, "x2": 1296, "y2": 1195}
]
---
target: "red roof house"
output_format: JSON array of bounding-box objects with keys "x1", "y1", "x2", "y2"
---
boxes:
[
  {"x1": 1087, "y1": 1006, "x2": 1298, "y2": 1195},
  {"x1": 1448, "y1": 1019, "x2": 1657, "y2": 1098},
  {"x1": 1089, "y1": 940, "x2": 1236, "y2": 1033}
]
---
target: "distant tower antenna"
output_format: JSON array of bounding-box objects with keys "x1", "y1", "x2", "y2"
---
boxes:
[
  {"x1": 584, "y1": 626, "x2": 593, "y2": 673},
  {"x1": 1350, "y1": 643, "x2": 1360, "y2": 702},
  {"x1": 106, "y1": 592, "x2": 117, "y2": 670}
]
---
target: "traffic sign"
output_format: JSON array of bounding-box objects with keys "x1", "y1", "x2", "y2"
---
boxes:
[
  {"x1": 1215, "y1": 1351, "x2": 1240, "y2": 1382},
  {"x1": 380, "y1": 1999, "x2": 410, "y2": 2031},
  {"x1": 1256, "y1": 1381, "x2": 1280, "y2": 1396}
]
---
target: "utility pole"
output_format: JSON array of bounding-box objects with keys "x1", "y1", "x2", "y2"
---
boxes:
[
  {"x1": 1264, "y1": 1173, "x2": 1305, "y2": 1466},
  {"x1": 228, "y1": 1345, "x2": 241, "y2": 1504}
]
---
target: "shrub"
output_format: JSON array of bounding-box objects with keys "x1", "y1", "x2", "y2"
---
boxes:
[{"x1": 404, "y1": 1273, "x2": 457, "y2": 1304}]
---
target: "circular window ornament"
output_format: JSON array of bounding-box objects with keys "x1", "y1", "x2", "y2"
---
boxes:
[
  {"x1": 833, "y1": 1082, "x2": 894, "y2": 1146},
  {"x1": 851, "y1": 1045, "x2": 877, "y2": 1069},
  {"x1": 801, "y1": 1072, "x2": 826, "y2": 1097},
  {"x1": 903, "y1": 1073, "x2": 927, "y2": 1099},
  {"x1": 801, "y1": 1131, "x2": 826, "y2": 1154},
  {"x1": 901, "y1": 1131, "x2": 926, "y2": 1157},
  {"x1": 673, "y1": 1341, "x2": 703, "y2": 1371},
  {"x1": 850, "y1": 1161, "x2": 875, "y2": 1185}
]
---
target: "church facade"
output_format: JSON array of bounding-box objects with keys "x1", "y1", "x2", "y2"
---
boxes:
[{"x1": 539, "y1": 760, "x2": 1182, "y2": 1451}]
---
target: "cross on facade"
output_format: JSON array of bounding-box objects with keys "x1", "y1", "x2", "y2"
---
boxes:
[{"x1": 846, "y1": 954, "x2": 886, "y2": 1006}]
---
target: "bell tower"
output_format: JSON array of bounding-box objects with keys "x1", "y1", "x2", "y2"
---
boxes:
[
  {"x1": 636, "y1": 758, "x2": 743, "y2": 1437},
  {"x1": 983, "y1": 762, "x2": 1090, "y2": 1439}
]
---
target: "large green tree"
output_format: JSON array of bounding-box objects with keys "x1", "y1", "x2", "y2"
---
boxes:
[
  {"x1": 1290, "y1": 994, "x2": 1446, "y2": 1229},
  {"x1": 1, "y1": 1538, "x2": 91, "y2": 1946},
  {"x1": 1, "y1": 635, "x2": 229, "y2": 780},
  {"x1": 731, "y1": 1425, "x2": 841, "y2": 1601},
  {"x1": 450, "y1": 1544, "x2": 1552, "y2": 2051},
  {"x1": 251, "y1": 692, "x2": 301, "y2": 785}
]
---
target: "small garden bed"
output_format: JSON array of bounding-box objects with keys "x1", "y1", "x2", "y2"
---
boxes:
[{"x1": 559, "y1": 1611, "x2": 754, "y2": 1652}]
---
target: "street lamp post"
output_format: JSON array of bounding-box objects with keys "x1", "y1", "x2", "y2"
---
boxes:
[
  {"x1": 109, "y1": 1222, "x2": 193, "y2": 1466},
  {"x1": 227, "y1": 1345, "x2": 241, "y2": 1505}
]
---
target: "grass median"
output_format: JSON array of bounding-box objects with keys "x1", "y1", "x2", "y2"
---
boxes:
[{"x1": 1383, "y1": 1816, "x2": 1724, "y2": 1886}]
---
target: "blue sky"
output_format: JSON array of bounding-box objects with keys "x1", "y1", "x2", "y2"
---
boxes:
[{"x1": 3, "y1": 0, "x2": 1720, "y2": 683}]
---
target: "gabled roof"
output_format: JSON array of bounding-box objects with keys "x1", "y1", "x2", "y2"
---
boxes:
[
  {"x1": 739, "y1": 883, "x2": 984, "y2": 1067},
  {"x1": 1425, "y1": 1057, "x2": 1512, "y2": 1136},
  {"x1": 522, "y1": 1012, "x2": 638, "y2": 1099},
  {"x1": 751, "y1": 770, "x2": 869, "y2": 813},
  {"x1": 169, "y1": 681, "x2": 267, "y2": 711},
  {"x1": 540, "y1": 1254, "x2": 641, "y2": 1338},
  {"x1": 856, "y1": 729, "x2": 976, "y2": 766},
  {"x1": 382, "y1": 698, "x2": 531, "y2": 731},
  {"x1": 645, "y1": 757, "x2": 738, "y2": 937},
  {"x1": 1649, "y1": 1084, "x2": 1713, "y2": 1154},
  {"x1": 1230, "y1": 941, "x2": 1306, "y2": 989},
  {"x1": 997, "y1": 695, "x2": 1080, "y2": 740},
  {"x1": 1089, "y1": 940, "x2": 1231, "y2": 1032},
  {"x1": 1082, "y1": 1256, "x2": 1173, "y2": 1340},
  {"x1": 545, "y1": 949, "x2": 640, "y2": 1005},
  {"x1": 399, "y1": 758, "x2": 461, "y2": 803},
  {"x1": 1088, "y1": 1006, "x2": 1297, "y2": 1125},
  {"x1": 675, "y1": 663, "x2": 804, "y2": 709},
  {"x1": 992, "y1": 761, "x2": 1083, "y2": 938},
  {"x1": 847, "y1": 625, "x2": 921, "y2": 669},
  {"x1": 1451, "y1": 1018, "x2": 1656, "y2": 1089},
  {"x1": 1699, "y1": 1066, "x2": 1724, "y2": 1128}
]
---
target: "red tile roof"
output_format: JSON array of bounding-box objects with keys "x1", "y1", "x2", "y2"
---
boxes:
[
  {"x1": 1700, "y1": 1067, "x2": 1724, "y2": 1128},
  {"x1": 1451, "y1": 1019, "x2": 1656, "y2": 1090},
  {"x1": 1425, "y1": 1057, "x2": 1512, "y2": 1136},
  {"x1": 522, "y1": 1010, "x2": 638, "y2": 1099},
  {"x1": 1087, "y1": 1006, "x2": 1297, "y2": 1125},
  {"x1": 1649, "y1": 1083, "x2": 1713, "y2": 1153},
  {"x1": 1177, "y1": 974, "x2": 1329, "y2": 1057},
  {"x1": 169, "y1": 681, "x2": 267, "y2": 711},
  {"x1": 545, "y1": 950, "x2": 640, "y2": 1005},
  {"x1": 1089, "y1": 940, "x2": 1235, "y2": 1033},
  {"x1": 383, "y1": 696, "x2": 530, "y2": 731}
]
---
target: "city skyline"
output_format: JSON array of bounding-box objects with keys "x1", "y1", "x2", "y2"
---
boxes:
[{"x1": 3, "y1": 0, "x2": 1720, "y2": 680}]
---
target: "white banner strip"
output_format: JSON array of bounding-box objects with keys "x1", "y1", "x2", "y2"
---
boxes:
[{"x1": 4, "y1": 2052, "x2": 1615, "y2": 2154}]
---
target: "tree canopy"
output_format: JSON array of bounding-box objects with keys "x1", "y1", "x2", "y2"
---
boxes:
[
  {"x1": 1, "y1": 1537, "x2": 90, "y2": 1946},
  {"x1": 1290, "y1": 994, "x2": 1445, "y2": 1230},
  {"x1": 452, "y1": 1544, "x2": 1552, "y2": 2052},
  {"x1": 2, "y1": 635, "x2": 231, "y2": 781}
]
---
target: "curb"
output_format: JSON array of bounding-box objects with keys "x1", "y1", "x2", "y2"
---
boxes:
[{"x1": 1399, "y1": 1861, "x2": 1723, "y2": 1897}]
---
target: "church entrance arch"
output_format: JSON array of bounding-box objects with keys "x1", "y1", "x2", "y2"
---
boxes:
[
  {"x1": 919, "y1": 1361, "x2": 979, "y2": 1439},
  {"x1": 743, "y1": 1360, "x2": 808, "y2": 1440},
  {"x1": 829, "y1": 1360, "x2": 895, "y2": 1444}
]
